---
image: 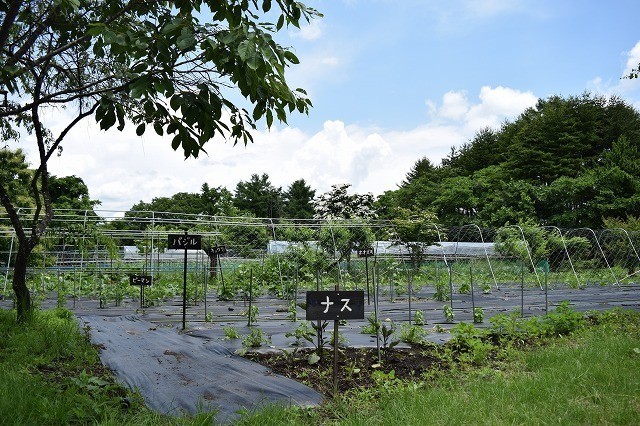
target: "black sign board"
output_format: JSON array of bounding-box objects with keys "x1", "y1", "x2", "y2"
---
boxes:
[
  {"x1": 211, "y1": 245, "x2": 227, "y2": 255},
  {"x1": 168, "y1": 234, "x2": 202, "y2": 250},
  {"x1": 357, "y1": 247, "x2": 374, "y2": 257},
  {"x1": 129, "y1": 275, "x2": 153, "y2": 286},
  {"x1": 306, "y1": 290, "x2": 365, "y2": 321}
]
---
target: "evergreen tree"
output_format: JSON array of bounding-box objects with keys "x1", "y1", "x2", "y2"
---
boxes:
[
  {"x1": 233, "y1": 173, "x2": 283, "y2": 218},
  {"x1": 283, "y1": 179, "x2": 315, "y2": 219}
]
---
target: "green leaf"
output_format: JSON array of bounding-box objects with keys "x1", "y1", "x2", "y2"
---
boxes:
[
  {"x1": 87, "y1": 23, "x2": 106, "y2": 36},
  {"x1": 115, "y1": 104, "x2": 125, "y2": 131},
  {"x1": 162, "y1": 19, "x2": 183, "y2": 35},
  {"x1": 153, "y1": 122, "x2": 163, "y2": 136},
  {"x1": 171, "y1": 134, "x2": 181, "y2": 150},
  {"x1": 237, "y1": 40, "x2": 252, "y2": 61},
  {"x1": 266, "y1": 109, "x2": 273, "y2": 128},
  {"x1": 308, "y1": 353, "x2": 320, "y2": 365},
  {"x1": 247, "y1": 52, "x2": 262, "y2": 71},
  {"x1": 169, "y1": 95, "x2": 182, "y2": 111},
  {"x1": 262, "y1": 0, "x2": 271, "y2": 13},
  {"x1": 177, "y1": 30, "x2": 196, "y2": 50},
  {"x1": 284, "y1": 51, "x2": 299, "y2": 64},
  {"x1": 136, "y1": 123, "x2": 146, "y2": 136},
  {"x1": 253, "y1": 103, "x2": 264, "y2": 121}
]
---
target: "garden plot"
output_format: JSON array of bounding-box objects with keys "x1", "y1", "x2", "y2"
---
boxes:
[
  {"x1": 1, "y1": 280, "x2": 638, "y2": 421},
  {"x1": 4, "y1": 282, "x2": 638, "y2": 349}
]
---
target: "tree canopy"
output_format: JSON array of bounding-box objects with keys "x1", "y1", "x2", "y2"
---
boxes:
[
  {"x1": 233, "y1": 173, "x2": 283, "y2": 218},
  {"x1": 378, "y1": 93, "x2": 640, "y2": 229}
]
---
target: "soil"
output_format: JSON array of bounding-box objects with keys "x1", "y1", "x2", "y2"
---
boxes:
[{"x1": 244, "y1": 345, "x2": 448, "y2": 396}]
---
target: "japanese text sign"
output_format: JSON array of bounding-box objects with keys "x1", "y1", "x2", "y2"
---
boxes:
[
  {"x1": 305, "y1": 291, "x2": 365, "y2": 320},
  {"x1": 129, "y1": 275, "x2": 153, "y2": 286},
  {"x1": 211, "y1": 245, "x2": 227, "y2": 255},
  {"x1": 357, "y1": 247, "x2": 374, "y2": 257},
  {"x1": 168, "y1": 234, "x2": 202, "y2": 250}
]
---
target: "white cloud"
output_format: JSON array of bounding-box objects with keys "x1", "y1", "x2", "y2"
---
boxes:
[
  {"x1": 437, "y1": 91, "x2": 469, "y2": 121},
  {"x1": 623, "y1": 40, "x2": 640, "y2": 76},
  {"x1": 427, "y1": 86, "x2": 537, "y2": 132},
  {"x1": 290, "y1": 19, "x2": 324, "y2": 41},
  {"x1": 587, "y1": 40, "x2": 640, "y2": 110},
  {"x1": 465, "y1": 86, "x2": 537, "y2": 131}
]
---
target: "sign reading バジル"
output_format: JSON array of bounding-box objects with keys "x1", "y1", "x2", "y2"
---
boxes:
[
  {"x1": 305, "y1": 290, "x2": 365, "y2": 321},
  {"x1": 168, "y1": 234, "x2": 202, "y2": 250},
  {"x1": 167, "y1": 232, "x2": 202, "y2": 330}
]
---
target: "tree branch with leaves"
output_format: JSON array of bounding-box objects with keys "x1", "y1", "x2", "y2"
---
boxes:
[{"x1": 0, "y1": 0, "x2": 320, "y2": 321}]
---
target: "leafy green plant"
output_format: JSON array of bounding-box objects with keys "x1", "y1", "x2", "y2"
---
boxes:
[
  {"x1": 542, "y1": 301, "x2": 585, "y2": 336},
  {"x1": 450, "y1": 322, "x2": 494, "y2": 366},
  {"x1": 311, "y1": 320, "x2": 331, "y2": 359},
  {"x1": 243, "y1": 305, "x2": 259, "y2": 324},
  {"x1": 413, "y1": 309, "x2": 425, "y2": 326},
  {"x1": 433, "y1": 324, "x2": 446, "y2": 333},
  {"x1": 370, "y1": 369, "x2": 402, "y2": 393},
  {"x1": 361, "y1": 312, "x2": 379, "y2": 334},
  {"x1": 380, "y1": 320, "x2": 399, "y2": 351},
  {"x1": 433, "y1": 281, "x2": 449, "y2": 301},
  {"x1": 443, "y1": 305, "x2": 455, "y2": 322},
  {"x1": 242, "y1": 328, "x2": 269, "y2": 348},
  {"x1": 204, "y1": 312, "x2": 213, "y2": 322},
  {"x1": 285, "y1": 322, "x2": 315, "y2": 346},
  {"x1": 223, "y1": 326, "x2": 240, "y2": 339},
  {"x1": 329, "y1": 330, "x2": 349, "y2": 348},
  {"x1": 473, "y1": 307, "x2": 484, "y2": 324},
  {"x1": 398, "y1": 323, "x2": 428, "y2": 345},
  {"x1": 458, "y1": 282, "x2": 470, "y2": 294},
  {"x1": 345, "y1": 359, "x2": 361, "y2": 379},
  {"x1": 287, "y1": 300, "x2": 297, "y2": 321}
]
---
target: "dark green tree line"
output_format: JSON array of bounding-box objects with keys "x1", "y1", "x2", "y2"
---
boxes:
[{"x1": 378, "y1": 93, "x2": 640, "y2": 229}]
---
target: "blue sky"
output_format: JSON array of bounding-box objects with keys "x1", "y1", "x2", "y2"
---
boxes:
[
  {"x1": 32, "y1": 0, "x2": 640, "y2": 214},
  {"x1": 284, "y1": 0, "x2": 640, "y2": 130}
]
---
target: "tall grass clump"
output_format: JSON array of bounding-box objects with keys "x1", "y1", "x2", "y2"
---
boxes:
[{"x1": 0, "y1": 308, "x2": 145, "y2": 424}]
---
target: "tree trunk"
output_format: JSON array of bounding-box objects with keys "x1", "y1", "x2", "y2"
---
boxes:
[
  {"x1": 12, "y1": 242, "x2": 32, "y2": 322},
  {"x1": 203, "y1": 247, "x2": 218, "y2": 279}
]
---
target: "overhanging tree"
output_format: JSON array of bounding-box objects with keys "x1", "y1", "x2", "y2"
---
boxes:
[{"x1": 0, "y1": 0, "x2": 320, "y2": 321}]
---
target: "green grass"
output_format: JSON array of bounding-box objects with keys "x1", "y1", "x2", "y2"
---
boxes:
[
  {"x1": 351, "y1": 330, "x2": 639, "y2": 425},
  {"x1": 0, "y1": 308, "x2": 215, "y2": 425},
  {"x1": 238, "y1": 310, "x2": 640, "y2": 425}
]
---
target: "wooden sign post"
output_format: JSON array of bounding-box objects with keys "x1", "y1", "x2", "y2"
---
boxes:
[
  {"x1": 212, "y1": 245, "x2": 227, "y2": 295},
  {"x1": 357, "y1": 247, "x2": 374, "y2": 304},
  {"x1": 129, "y1": 274, "x2": 152, "y2": 308},
  {"x1": 306, "y1": 290, "x2": 365, "y2": 395},
  {"x1": 168, "y1": 232, "x2": 202, "y2": 330}
]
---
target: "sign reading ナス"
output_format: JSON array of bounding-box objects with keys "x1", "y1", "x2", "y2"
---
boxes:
[{"x1": 305, "y1": 291, "x2": 365, "y2": 320}]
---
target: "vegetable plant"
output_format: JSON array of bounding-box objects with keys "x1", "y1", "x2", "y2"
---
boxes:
[{"x1": 444, "y1": 305, "x2": 455, "y2": 322}]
